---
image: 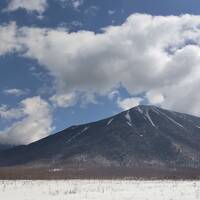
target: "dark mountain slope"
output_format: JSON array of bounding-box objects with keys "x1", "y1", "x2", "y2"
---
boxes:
[
  {"x1": 0, "y1": 105, "x2": 200, "y2": 171},
  {"x1": 0, "y1": 144, "x2": 11, "y2": 152}
]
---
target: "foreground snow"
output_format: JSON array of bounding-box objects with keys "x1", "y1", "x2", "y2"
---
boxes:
[{"x1": 0, "y1": 180, "x2": 200, "y2": 200}]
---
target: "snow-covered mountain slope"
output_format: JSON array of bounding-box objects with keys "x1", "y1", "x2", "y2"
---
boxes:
[{"x1": 0, "y1": 105, "x2": 200, "y2": 170}]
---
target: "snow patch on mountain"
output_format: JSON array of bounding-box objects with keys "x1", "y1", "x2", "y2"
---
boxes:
[
  {"x1": 125, "y1": 110, "x2": 132, "y2": 126},
  {"x1": 81, "y1": 127, "x2": 89, "y2": 133},
  {"x1": 154, "y1": 108, "x2": 184, "y2": 129},
  {"x1": 137, "y1": 106, "x2": 144, "y2": 114},
  {"x1": 144, "y1": 110, "x2": 156, "y2": 128},
  {"x1": 107, "y1": 118, "x2": 113, "y2": 126},
  {"x1": 66, "y1": 127, "x2": 89, "y2": 144},
  {"x1": 126, "y1": 121, "x2": 132, "y2": 127}
]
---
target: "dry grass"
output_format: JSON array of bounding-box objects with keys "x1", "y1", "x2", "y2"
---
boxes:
[{"x1": 0, "y1": 166, "x2": 200, "y2": 180}]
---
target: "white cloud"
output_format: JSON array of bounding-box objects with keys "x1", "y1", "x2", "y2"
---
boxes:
[
  {"x1": 3, "y1": 88, "x2": 28, "y2": 97},
  {"x1": 50, "y1": 92, "x2": 77, "y2": 108},
  {"x1": 0, "y1": 105, "x2": 24, "y2": 120},
  {"x1": 0, "y1": 96, "x2": 53, "y2": 145},
  {"x1": 1, "y1": 14, "x2": 200, "y2": 115},
  {"x1": 146, "y1": 90, "x2": 165, "y2": 105},
  {"x1": 117, "y1": 97, "x2": 143, "y2": 111},
  {"x1": 0, "y1": 22, "x2": 19, "y2": 55},
  {"x1": 4, "y1": 0, "x2": 47, "y2": 14}
]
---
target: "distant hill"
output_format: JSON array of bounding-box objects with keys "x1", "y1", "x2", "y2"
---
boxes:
[{"x1": 0, "y1": 105, "x2": 200, "y2": 179}]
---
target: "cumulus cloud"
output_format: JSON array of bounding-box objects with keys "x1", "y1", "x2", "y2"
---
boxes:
[
  {"x1": 0, "y1": 105, "x2": 24, "y2": 120},
  {"x1": 0, "y1": 96, "x2": 53, "y2": 145},
  {"x1": 3, "y1": 88, "x2": 28, "y2": 97},
  {"x1": 0, "y1": 22, "x2": 19, "y2": 55},
  {"x1": 146, "y1": 90, "x2": 165, "y2": 105},
  {"x1": 1, "y1": 14, "x2": 200, "y2": 115},
  {"x1": 50, "y1": 92, "x2": 77, "y2": 108},
  {"x1": 4, "y1": 0, "x2": 47, "y2": 14},
  {"x1": 117, "y1": 97, "x2": 143, "y2": 110}
]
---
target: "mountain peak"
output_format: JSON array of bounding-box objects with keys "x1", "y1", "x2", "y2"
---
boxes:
[
  {"x1": 127, "y1": 104, "x2": 158, "y2": 113},
  {"x1": 133, "y1": 104, "x2": 159, "y2": 110},
  {"x1": 0, "y1": 106, "x2": 200, "y2": 176}
]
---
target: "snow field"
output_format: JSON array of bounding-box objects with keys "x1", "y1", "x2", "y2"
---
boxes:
[{"x1": 0, "y1": 180, "x2": 200, "y2": 200}]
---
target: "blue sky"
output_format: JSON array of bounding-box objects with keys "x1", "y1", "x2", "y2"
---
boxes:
[{"x1": 0, "y1": 0, "x2": 200, "y2": 145}]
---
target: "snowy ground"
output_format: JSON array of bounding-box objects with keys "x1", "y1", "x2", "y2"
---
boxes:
[{"x1": 0, "y1": 180, "x2": 200, "y2": 200}]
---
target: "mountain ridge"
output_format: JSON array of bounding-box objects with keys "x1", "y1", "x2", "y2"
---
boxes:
[{"x1": 0, "y1": 105, "x2": 200, "y2": 179}]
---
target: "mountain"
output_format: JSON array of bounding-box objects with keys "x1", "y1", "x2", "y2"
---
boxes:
[
  {"x1": 0, "y1": 144, "x2": 12, "y2": 152},
  {"x1": 0, "y1": 105, "x2": 200, "y2": 179}
]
